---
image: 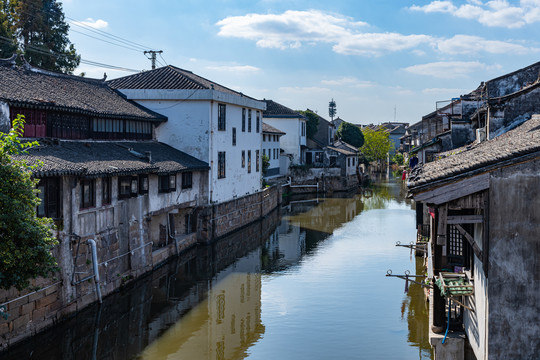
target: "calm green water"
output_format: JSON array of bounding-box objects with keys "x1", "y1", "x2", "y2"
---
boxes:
[{"x1": 1, "y1": 178, "x2": 432, "y2": 360}]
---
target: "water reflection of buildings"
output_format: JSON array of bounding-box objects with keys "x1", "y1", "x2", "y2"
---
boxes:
[
  {"x1": 402, "y1": 258, "x2": 433, "y2": 360},
  {"x1": 0, "y1": 210, "x2": 279, "y2": 360},
  {"x1": 141, "y1": 252, "x2": 264, "y2": 360}
]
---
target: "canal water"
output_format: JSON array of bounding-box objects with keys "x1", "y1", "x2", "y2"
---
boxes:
[{"x1": 0, "y1": 177, "x2": 432, "y2": 360}]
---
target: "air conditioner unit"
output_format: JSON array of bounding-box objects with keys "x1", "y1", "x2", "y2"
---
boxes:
[{"x1": 476, "y1": 127, "x2": 486, "y2": 143}]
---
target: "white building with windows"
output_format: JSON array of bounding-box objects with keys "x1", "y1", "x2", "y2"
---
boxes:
[
  {"x1": 262, "y1": 122, "x2": 285, "y2": 177},
  {"x1": 109, "y1": 66, "x2": 266, "y2": 203},
  {"x1": 262, "y1": 99, "x2": 306, "y2": 165}
]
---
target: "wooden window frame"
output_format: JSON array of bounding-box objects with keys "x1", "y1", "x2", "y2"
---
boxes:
[
  {"x1": 182, "y1": 172, "x2": 193, "y2": 189},
  {"x1": 37, "y1": 177, "x2": 61, "y2": 218},
  {"x1": 218, "y1": 151, "x2": 226, "y2": 179},
  {"x1": 139, "y1": 174, "x2": 149, "y2": 194},
  {"x1": 248, "y1": 109, "x2": 252, "y2": 132},
  {"x1": 256, "y1": 150, "x2": 260, "y2": 172},
  {"x1": 242, "y1": 108, "x2": 246, "y2": 132},
  {"x1": 80, "y1": 178, "x2": 96, "y2": 209},
  {"x1": 119, "y1": 176, "x2": 133, "y2": 199},
  {"x1": 102, "y1": 177, "x2": 111, "y2": 205},
  {"x1": 218, "y1": 103, "x2": 226, "y2": 131}
]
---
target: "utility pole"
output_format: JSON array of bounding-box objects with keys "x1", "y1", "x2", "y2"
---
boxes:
[{"x1": 144, "y1": 50, "x2": 163, "y2": 70}]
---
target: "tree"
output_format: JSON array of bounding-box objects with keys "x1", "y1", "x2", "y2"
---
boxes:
[
  {"x1": 337, "y1": 122, "x2": 364, "y2": 148},
  {"x1": 299, "y1": 110, "x2": 319, "y2": 139},
  {"x1": 360, "y1": 127, "x2": 393, "y2": 163},
  {"x1": 0, "y1": 115, "x2": 58, "y2": 291},
  {"x1": 261, "y1": 154, "x2": 270, "y2": 176},
  {"x1": 0, "y1": 0, "x2": 80, "y2": 73},
  {"x1": 0, "y1": 1, "x2": 17, "y2": 58}
]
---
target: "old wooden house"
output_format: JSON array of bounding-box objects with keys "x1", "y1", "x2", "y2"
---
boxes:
[
  {"x1": 0, "y1": 56, "x2": 209, "y2": 348},
  {"x1": 408, "y1": 115, "x2": 540, "y2": 360}
]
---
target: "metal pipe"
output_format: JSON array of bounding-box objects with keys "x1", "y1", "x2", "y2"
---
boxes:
[{"x1": 87, "y1": 239, "x2": 102, "y2": 304}]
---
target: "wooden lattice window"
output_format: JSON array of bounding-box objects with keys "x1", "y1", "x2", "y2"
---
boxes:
[{"x1": 10, "y1": 108, "x2": 47, "y2": 137}]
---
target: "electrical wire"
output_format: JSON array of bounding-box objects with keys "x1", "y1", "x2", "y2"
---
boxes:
[
  {"x1": 0, "y1": 36, "x2": 140, "y2": 73},
  {"x1": 16, "y1": 1, "x2": 153, "y2": 53}
]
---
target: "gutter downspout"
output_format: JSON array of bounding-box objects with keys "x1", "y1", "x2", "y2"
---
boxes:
[{"x1": 87, "y1": 239, "x2": 102, "y2": 304}]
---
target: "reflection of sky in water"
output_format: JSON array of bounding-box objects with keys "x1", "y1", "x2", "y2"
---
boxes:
[{"x1": 138, "y1": 180, "x2": 432, "y2": 360}]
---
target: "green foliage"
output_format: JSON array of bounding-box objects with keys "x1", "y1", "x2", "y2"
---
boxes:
[
  {"x1": 0, "y1": 0, "x2": 80, "y2": 73},
  {"x1": 360, "y1": 127, "x2": 393, "y2": 163},
  {"x1": 337, "y1": 122, "x2": 364, "y2": 148},
  {"x1": 0, "y1": 115, "x2": 58, "y2": 291},
  {"x1": 392, "y1": 152, "x2": 404, "y2": 166},
  {"x1": 299, "y1": 110, "x2": 319, "y2": 139},
  {"x1": 261, "y1": 154, "x2": 270, "y2": 176}
]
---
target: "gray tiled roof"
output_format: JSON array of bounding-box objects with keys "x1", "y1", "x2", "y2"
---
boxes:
[
  {"x1": 327, "y1": 145, "x2": 356, "y2": 156},
  {"x1": 408, "y1": 115, "x2": 540, "y2": 190},
  {"x1": 108, "y1": 65, "x2": 253, "y2": 99},
  {"x1": 262, "y1": 122, "x2": 285, "y2": 135},
  {"x1": 16, "y1": 140, "x2": 209, "y2": 177},
  {"x1": 0, "y1": 62, "x2": 165, "y2": 121},
  {"x1": 262, "y1": 100, "x2": 304, "y2": 118}
]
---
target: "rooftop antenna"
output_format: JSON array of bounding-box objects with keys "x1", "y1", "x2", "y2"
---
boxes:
[
  {"x1": 394, "y1": 105, "x2": 397, "y2": 122},
  {"x1": 144, "y1": 50, "x2": 163, "y2": 70},
  {"x1": 329, "y1": 98, "x2": 337, "y2": 121}
]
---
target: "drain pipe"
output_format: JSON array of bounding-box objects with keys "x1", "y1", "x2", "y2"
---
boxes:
[{"x1": 87, "y1": 239, "x2": 102, "y2": 304}]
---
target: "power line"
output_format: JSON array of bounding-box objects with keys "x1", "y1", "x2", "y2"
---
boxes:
[
  {"x1": 68, "y1": 20, "x2": 148, "y2": 52},
  {"x1": 69, "y1": 28, "x2": 143, "y2": 53},
  {"x1": 159, "y1": 52, "x2": 168, "y2": 66},
  {"x1": 0, "y1": 36, "x2": 140, "y2": 73},
  {"x1": 15, "y1": 2, "x2": 160, "y2": 61}
]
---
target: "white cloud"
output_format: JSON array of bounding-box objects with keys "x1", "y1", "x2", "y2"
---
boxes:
[
  {"x1": 333, "y1": 33, "x2": 433, "y2": 56},
  {"x1": 216, "y1": 10, "x2": 432, "y2": 56},
  {"x1": 216, "y1": 10, "x2": 365, "y2": 50},
  {"x1": 73, "y1": 18, "x2": 109, "y2": 29},
  {"x1": 206, "y1": 65, "x2": 260, "y2": 73},
  {"x1": 422, "y1": 87, "x2": 467, "y2": 95},
  {"x1": 410, "y1": 0, "x2": 540, "y2": 28},
  {"x1": 216, "y1": 9, "x2": 535, "y2": 57},
  {"x1": 321, "y1": 77, "x2": 375, "y2": 87},
  {"x1": 403, "y1": 61, "x2": 492, "y2": 78},
  {"x1": 410, "y1": 1, "x2": 457, "y2": 13},
  {"x1": 278, "y1": 86, "x2": 331, "y2": 94},
  {"x1": 437, "y1": 34, "x2": 535, "y2": 54}
]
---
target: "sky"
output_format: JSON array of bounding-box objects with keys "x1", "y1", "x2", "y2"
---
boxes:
[{"x1": 62, "y1": 0, "x2": 540, "y2": 125}]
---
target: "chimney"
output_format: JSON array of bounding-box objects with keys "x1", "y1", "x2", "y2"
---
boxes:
[{"x1": 145, "y1": 151, "x2": 152, "y2": 163}]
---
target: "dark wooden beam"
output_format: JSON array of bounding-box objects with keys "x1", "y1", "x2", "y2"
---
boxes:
[
  {"x1": 447, "y1": 215, "x2": 484, "y2": 224},
  {"x1": 413, "y1": 173, "x2": 489, "y2": 205},
  {"x1": 454, "y1": 224, "x2": 482, "y2": 259}
]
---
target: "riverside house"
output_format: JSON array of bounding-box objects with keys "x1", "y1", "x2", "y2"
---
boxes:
[
  {"x1": 108, "y1": 66, "x2": 266, "y2": 204},
  {"x1": 262, "y1": 122, "x2": 285, "y2": 177},
  {"x1": 0, "y1": 56, "x2": 209, "y2": 348},
  {"x1": 407, "y1": 115, "x2": 540, "y2": 360},
  {"x1": 261, "y1": 99, "x2": 306, "y2": 166},
  {"x1": 411, "y1": 60, "x2": 540, "y2": 166}
]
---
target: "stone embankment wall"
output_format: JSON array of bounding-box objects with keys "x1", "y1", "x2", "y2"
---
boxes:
[
  {"x1": 198, "y1": 185, "x2": 282, "y2": 242},
  {"x1": 283, "y1": 171, "x2": 359, "y2": 196},
  {"x1": 0, "y1": 186, "x2": 281, "y2": 350}
]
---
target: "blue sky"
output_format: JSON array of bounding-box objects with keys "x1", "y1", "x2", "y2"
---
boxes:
[{"x1": 62, "y1": 0, "x2": 540, "y2": 125}]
